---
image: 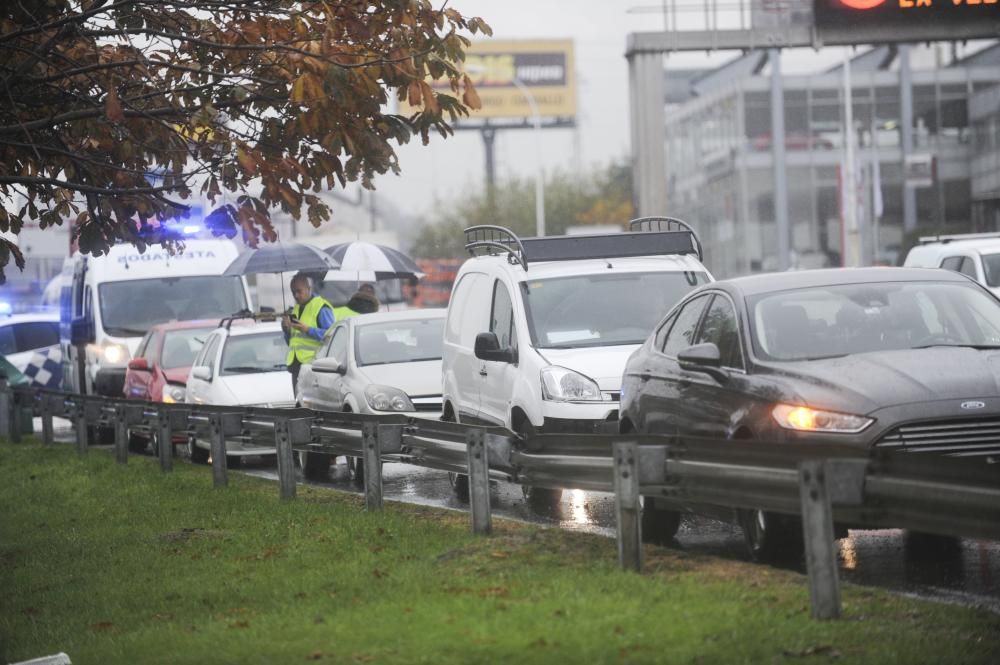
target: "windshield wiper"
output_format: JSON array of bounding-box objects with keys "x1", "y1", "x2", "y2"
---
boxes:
[{"x1": 912, "y1": 344, "x2": 1000, "y2": 350}]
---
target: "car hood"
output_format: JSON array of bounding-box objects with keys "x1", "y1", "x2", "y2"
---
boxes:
[
  {"x1": 216, "y1": 371, "x2": 294, "y2": 405},
  {"x1": 758, "y1": 347, "x2": 1000, "y2": 415},
  {"x1": 162, "y1": 367, "x2": 191, "y2": 385},
  {"x1": 537, "y1": 345, "x2": 639, "y2": 391},
  {"x1": 355, "y1": 360, "x2": 442, "y2": 396}
]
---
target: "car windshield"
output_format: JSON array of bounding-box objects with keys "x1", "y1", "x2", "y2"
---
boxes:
[
  {"x1": 220, "y1": 331, "x2": 288, "y2": 375},
  {"x1": 355, "y1": 317, "x2": 445, "y2": 366},
  {"x1": 522, "y1": 271, "x2": 709, "y2": 348},
  {"x1": 99, "y1": 276, "x2": 247, "y2": 337},
  {"x1": 161, "y1": 327, "x2": 215, "y2": 370},
  {"x1": 750, "y1": 281, "x2": 1000, "y2": 362}
]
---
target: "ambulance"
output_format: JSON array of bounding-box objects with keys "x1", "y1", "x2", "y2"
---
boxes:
[{"x1": 59, "y1": 240, "x2": 252, "y2": 404}]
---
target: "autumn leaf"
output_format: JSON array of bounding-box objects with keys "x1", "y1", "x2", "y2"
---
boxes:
[
  {"x1": 462, "y1": 75, "x2": 482, "y2": 110},
  {"x1": 104, "y1": 89, "x2": 124, "y2": 122}
]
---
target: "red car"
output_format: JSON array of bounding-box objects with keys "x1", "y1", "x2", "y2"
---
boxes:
[{"x1": 123, "y1": 319, "x2": 218, "y2": 451}]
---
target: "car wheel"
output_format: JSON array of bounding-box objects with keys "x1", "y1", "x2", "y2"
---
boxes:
[
  {"x1": 442, "y1": 408, "x2": 470, "y2": 502},
  {"x1": 740, "y1": 509, "x2": 804, "y2": 563},
  {"x1": 517, "y1": 421, "x2": 562, "y2": 509},
  {"x1": 189, "y1": 436, "x2": 209, "y2": 464},
  {"x1": 127, "y1": 430, "x2": 148, "y2": 454},
  {"x1": 300, "y1": 450, "x2": 332, "y2": 481},
  {"x1": 641, "y1": 496, "x2": 681, "y2": 545}
]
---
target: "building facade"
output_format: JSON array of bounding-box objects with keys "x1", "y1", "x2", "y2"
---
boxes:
[{"x1": 663, "y1": 44, "x2": 1000, "y2": 278}]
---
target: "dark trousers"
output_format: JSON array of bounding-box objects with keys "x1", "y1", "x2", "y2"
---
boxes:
[{"x1": 288, "y1": 359, "x2": 301, "y2": 394}]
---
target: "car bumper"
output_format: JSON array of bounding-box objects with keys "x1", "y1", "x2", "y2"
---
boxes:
[
  {"x1": 537, "y1": 400, "x2": 619, "y2": 433},
  {"x1": 95, "y1": 368, "x2": 126, "y2": 397},
  {"x1": 193, "y1": 438, "x2": 276, "y2": 456}
]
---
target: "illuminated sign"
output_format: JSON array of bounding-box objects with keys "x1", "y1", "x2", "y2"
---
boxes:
[
  {"x1": 398, "y1": 39, "x2": 576, "y2": 121},
  {"x1": 814, "y1": 0, "x2": 999, "y2": 29}
]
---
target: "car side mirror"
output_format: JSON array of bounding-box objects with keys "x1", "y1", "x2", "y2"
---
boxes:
[
  {"x1": 312, "y1": 357, "x2": 346, "y2": 375},
  {"x1": 127, "y1": 358, "x2": 150, "y2": 372},
  {"x1": 474, "y1": 332, "x2": 516, "y2": 364},
  {"x1": 70, "y1": 315, "x2": 94, "y2": 345},
  {"x1": 191, "y1": 366, "x2": 212, "y2": 382},
  {"x1": 677, "y1": 343, "x2": 728, "y2": 382}
]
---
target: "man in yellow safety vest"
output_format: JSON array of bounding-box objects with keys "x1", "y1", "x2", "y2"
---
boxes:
[{"x1": 283, "y1": 273, "x2": 335, "y2": 392}]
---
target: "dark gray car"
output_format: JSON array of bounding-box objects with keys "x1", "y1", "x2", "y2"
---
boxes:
[{"x1": 620, "y1": 267, "x2": 1000, "y2": 561}]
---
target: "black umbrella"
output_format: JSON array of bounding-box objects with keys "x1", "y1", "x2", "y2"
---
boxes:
[{"x1": 223, "y1": 242, "x2": 341, "y2": 276}]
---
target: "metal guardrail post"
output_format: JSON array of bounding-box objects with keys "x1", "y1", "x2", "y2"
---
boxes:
[
  {"x1": 114, "y1": 404, "x2": 128, "y2": 464},
  {"x1": 466, "y1": 428, "x2": 492, "y2": 535},
  {"x1": 0, "y1": 379, "x2": 10, "y2": 440},
  {"x1": 613, "y1": 440, "x2": 642, "y2": 572},
  {"x1": 274, "y1": 417, "x2": 296, "y2": 500},
  {"x1": 9, "y1": 388, "x2": 21, "y2": 443},
  {"x1": 799, "y1": 460, "x2": 840, "y2": 620},
  {"x1": 210, "y1": 412, "x2": 228, "y2": 488},
  {"x1": 157, "y1": 406, "x2": 173, "y2": 473},
  {"x1": 362, "y1": 421, "x2": 382, "y2": 511},
  {"x1": 41, "y1": 393, "x2": 55, "y2": 446},
  {"x1": 75, "y1": 400, "x2": 88, "y2": 455}
]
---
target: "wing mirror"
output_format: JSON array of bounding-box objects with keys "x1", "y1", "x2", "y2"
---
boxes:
[
  {"x1": 677, "y1": 343, "x2": 728, "y2": 382},
  {"x1": 127, "y1": 358, "x2": 150, "y2": 372},
  {"x1": 191, "y1": 366, "x2": 213, "y2": 382},
  {"x1": 474, "y1": 332, "x2": 516, "y2": 364},
  {"x1": 312, "y1": 357, "x2": 347, "y2": 375}
]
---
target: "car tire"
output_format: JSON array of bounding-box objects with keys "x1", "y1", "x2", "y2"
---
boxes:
[
  {"x1": 740, "y1": 509, "x2": 804, "y2": 563},
  {"x1": 127, "y1": 430, "x2": 148, "y2": 454},
  {"x1": 441, "y1": 408, "x2": 470, "y2": 502},
  {"x1": 189, "y1": 437, "x2": 209, "y2": 464},
  {"x1": 641, "y1": 496, "x2": 681, "y2": 545},
  {"x1": 448, "y1": 472, "x2": 470, "y2": 502},
  {"x1": 300, "y1": 451, "x2": 332, "y2": 481},
  {"x1": 516, "y1": 421, "x2": 563, "y2": 509}
]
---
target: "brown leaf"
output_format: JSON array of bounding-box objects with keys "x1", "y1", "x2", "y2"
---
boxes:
[
  {"x1": 306, "y1": 652, "x2": 324, "y2": 661},
  {"x1": 91, "y1": 621, "x2": 115, "y2": 632},
  {"x1": 462, "y1": 75, "x2": 481, "y2": 110},
  {"x1": 104, "y1": 89, "x2": 124, "y2": 123}
]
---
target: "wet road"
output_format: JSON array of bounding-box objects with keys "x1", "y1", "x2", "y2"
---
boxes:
[{"x1": 48, "y1": 419, "x2": 999, "y2": 614}]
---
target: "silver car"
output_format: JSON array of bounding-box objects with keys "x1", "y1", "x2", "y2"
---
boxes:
[{"x1": 296, "y1": 308, "x2": 446, "y2": 479}]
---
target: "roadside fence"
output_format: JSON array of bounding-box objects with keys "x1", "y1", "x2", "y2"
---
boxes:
[{"x1": 2, "y1": 380, "x2": 998, "y2": 621}]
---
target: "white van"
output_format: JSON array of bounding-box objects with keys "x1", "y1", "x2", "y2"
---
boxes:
[
  {"x1": 902, "y1": 232, "x2": 1000, "y2": 297},
  {"x1": 442, "y1": 221, "x2": 712, "y2": 502},
  {"x1": 59, "y1": 239, "x2": 252, "y2": 401}
]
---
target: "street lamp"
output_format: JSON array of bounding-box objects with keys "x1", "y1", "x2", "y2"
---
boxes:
[{"x1": 509, "y1": 76, "x2": 546, "y2": 237}]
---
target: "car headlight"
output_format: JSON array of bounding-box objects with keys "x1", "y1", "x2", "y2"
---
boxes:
[
  {"x1": 95, "y1": 342, "x2": 129, "y2": 364},
  {"x1": 364, "y1": 385, "x2": 414, "y2": 412},
  {"x1": 540, "y1": 366, "x2": 605, "y2": 402},
  {"x1": 771, "y1": 404, "x2": 873, "y2": 434},
  {"x1": 162, "y1": 384, "x2": 186, "y2": 403}
]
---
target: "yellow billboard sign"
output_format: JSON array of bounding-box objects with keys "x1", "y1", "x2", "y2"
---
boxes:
[{"x1": 402, "y1": 39, "x2": 576, "y2": 121}]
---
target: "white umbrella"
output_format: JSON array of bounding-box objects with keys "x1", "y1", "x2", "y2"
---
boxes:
[{"x1": 322, "y1": 241, "x2": 425, "y2": 282}]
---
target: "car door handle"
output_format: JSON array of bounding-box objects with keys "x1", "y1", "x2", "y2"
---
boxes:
[
  {"x1": 639, "y1": 371, "x2": 651, "y2": 382},
  {"x1": 479, "y1": 368, "x2": 488, "y2": 377}
]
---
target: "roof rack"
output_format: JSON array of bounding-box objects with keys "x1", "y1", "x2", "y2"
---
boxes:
[
  {"x1": 464, "y1": 223, "x2": 700, "y2": 270},
  {"x1": 918, "y1": 232, "x2": 1000, "y2": 245},
  {"x1": 628, "y1": 216, "x2": 703, "y2": 260},
  {"x1": 218, "y1": 310, "x2": 278, "y2": 330}
]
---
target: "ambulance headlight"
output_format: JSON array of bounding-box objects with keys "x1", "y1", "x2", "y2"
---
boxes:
[{"x1": 102, "y1": 343, "x2": 129, "y2": 364}]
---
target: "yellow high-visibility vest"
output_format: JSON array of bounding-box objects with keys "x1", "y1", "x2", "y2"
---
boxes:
[
  {"x1": 286, "y1": 296, "x2": 333, "y2": 364},
  {"x1": 333, "y1": 305, "x2": 359, "y2": 321}
]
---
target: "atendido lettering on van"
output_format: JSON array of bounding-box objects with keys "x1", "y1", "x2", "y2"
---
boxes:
[{"x1": 117, "y1": 250, "x2": 217, "y2": 264}]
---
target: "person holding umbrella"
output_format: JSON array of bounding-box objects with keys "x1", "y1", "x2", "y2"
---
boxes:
[{"x1": 283, "y1": 272, "x2": 335, "y2": 392}]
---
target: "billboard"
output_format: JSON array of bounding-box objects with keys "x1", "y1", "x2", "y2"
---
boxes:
[
  {"x1": 814, "y1": 0, "x2": 1000, "y2": 31},
  {"x1": 400, "y1": 39, "x2": 576, "y2": 121}
]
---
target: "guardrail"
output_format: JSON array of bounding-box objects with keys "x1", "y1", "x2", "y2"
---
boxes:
[{"x1": 2, "y1": 380, "x2": 998, "y2": 621}]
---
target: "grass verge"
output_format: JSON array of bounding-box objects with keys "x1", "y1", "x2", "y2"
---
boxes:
[{"x1": 1, "y1": 439, "x2": 998, "y2": 664}]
